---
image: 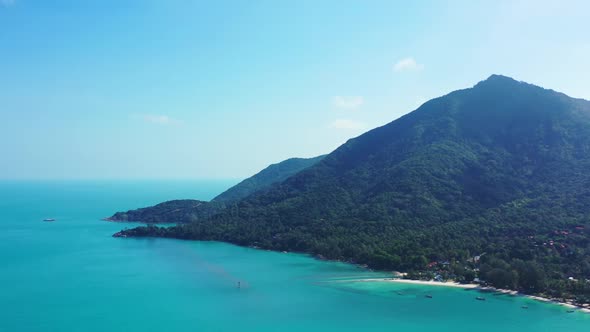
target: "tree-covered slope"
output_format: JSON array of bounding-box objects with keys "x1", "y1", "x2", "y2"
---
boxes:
[
  {"x1": 116, "y1": 75, "x2": 590, "y2": 303},
  {"x1": 108, "y1": 199, "x2": 217, "y2": 223},
  {"x1": 211, "y1": 155, "x2": 325, "y2": 203},
  {"x1": 108, "y1": 155, "x2": 324, "y2": 222}
]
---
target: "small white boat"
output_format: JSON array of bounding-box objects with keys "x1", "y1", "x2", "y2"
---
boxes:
[{"x1": 43, "y1": 218, "x2": 56, "y2": 222}]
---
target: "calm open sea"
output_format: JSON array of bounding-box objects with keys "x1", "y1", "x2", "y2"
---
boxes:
[{"x1": 1, "y1": 180, "x2": 588, "y2": 332}]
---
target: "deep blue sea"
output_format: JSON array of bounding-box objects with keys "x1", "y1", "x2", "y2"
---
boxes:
[{"x1": 1, "y1": 180, "x2": 588, "y2": 331}]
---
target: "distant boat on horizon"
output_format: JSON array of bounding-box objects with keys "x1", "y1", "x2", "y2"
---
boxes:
[{"x1": 43, "y1": 218, "x2": 56, "y2": 222}]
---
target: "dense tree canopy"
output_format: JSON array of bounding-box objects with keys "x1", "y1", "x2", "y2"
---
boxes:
[
  {"x1": 212, "y1": 155, "x2": 325, "y2": 203},
  {"x1": 109, "y1": 155, "x2": 324, "y2": 222}
]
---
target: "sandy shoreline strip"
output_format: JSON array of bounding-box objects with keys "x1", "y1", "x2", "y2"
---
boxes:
[
  {"x1": 345, "y1": 278, "x2": 590, "y2": 313},
  {"x1": 350, "y1": 278, "x2": 479, "y2": 289}
]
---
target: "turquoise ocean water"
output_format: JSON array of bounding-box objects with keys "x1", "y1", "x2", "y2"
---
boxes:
[{"x1": 1, "y1": 180, "x2": 588, "y2": 332}]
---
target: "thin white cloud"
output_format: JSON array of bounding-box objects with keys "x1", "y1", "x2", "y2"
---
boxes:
[
  {"x1": 393, "y1": 57, "x2": 424, "y2": 72},
  {"x1": 142, "y1": 114, "x2": 181, "y2": 125},
  {"x1": 0, "y1": 0, "x2": 15, "y2": 6},
  {"x1": 333, "y1": 96, "x2": 364, "y2": 110},
  {"x1": 131, "y1": 114, "x2": 182, "y2": 126},
  {"x1": 329, "y1": 119, "x2": 367, "y2": 130}
]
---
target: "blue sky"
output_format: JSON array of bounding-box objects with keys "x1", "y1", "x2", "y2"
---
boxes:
[{"x1": 1, "y1": 0, "x2": 589, "y2": 179}]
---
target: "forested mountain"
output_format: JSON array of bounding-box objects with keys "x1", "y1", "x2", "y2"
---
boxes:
[
  {"x1": 108, "y1": 199, "x2": 218, "y2": 223},
  {"x1": 108, "y1": 155, "x2": 324, "y2": 223},
  {"x1": 115, "y1": 75, "x2": 590, "y2": 303},
  {"x1": 212, "y1": 155, "x2": 325, "y2": 203}
]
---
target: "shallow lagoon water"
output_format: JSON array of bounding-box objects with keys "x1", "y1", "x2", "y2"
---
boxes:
[{"x1": 1, "y1": 180, "x2": 588, "y2": 332}]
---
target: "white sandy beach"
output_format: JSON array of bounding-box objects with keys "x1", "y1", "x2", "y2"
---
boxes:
[
  {"x1": 347, "y1": 278, "x2": 590, "y2": 313},
  {"x1": 350, "y1": 278, "x2": 479, "y2": 289},
  {"x1": 385, "y1": 278, "x2": 481, "y2": 289}
]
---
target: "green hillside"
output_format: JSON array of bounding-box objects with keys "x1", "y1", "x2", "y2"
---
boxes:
[{"x1": 116, "y1": 75, "x2": 590, "y2": 304}]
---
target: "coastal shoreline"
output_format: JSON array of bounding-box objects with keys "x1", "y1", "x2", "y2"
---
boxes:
[{"x1": 347, "y1": 278, "x2": 590, "y2": 314}]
